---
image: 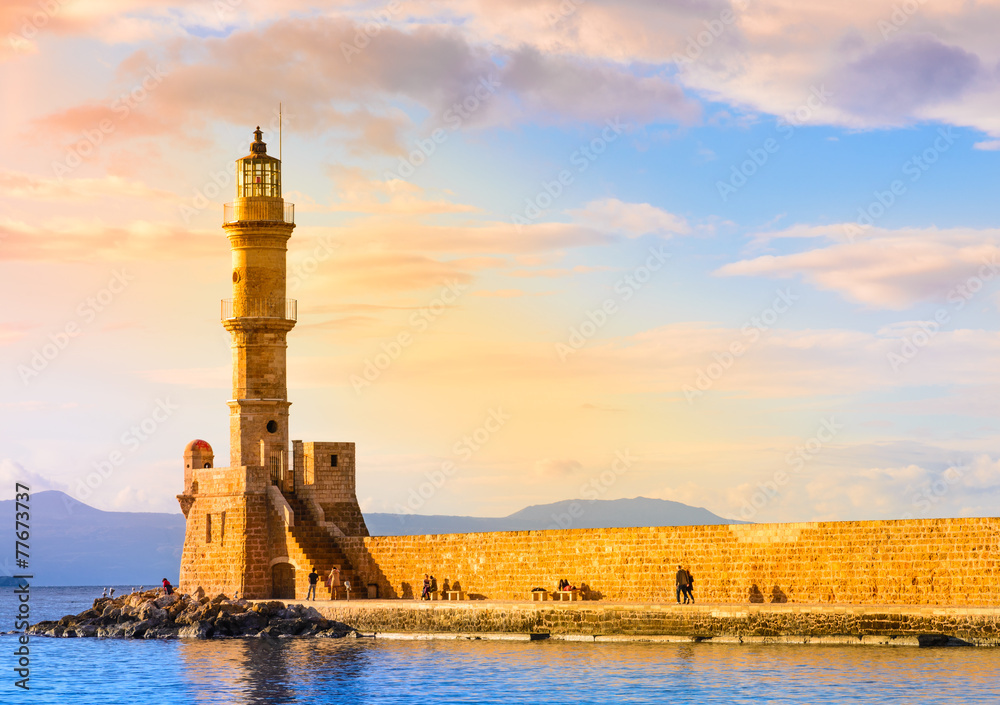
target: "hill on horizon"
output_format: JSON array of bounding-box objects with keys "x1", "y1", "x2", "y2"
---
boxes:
[
  {"x1": 365, "y1": 496, "x2": 745, "y2": 536},
  {"x1": 0, "y1": 491, "x2": 185, "y2": 587},
  {"x1": 0, "y1": 492, "x2": 742, "y2": 585}
]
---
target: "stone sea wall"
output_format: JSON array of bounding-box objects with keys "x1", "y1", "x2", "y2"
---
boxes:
[
  {"x1": 341, "y1": 517, "x2": 1000, "y2": 606},
  {"x1": 312, "y1": 601, "x2": 1000, "y2": 646}
]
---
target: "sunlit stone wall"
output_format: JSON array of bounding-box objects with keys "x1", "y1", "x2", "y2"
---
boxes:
[{"x1": 339, "y1": 518, "x2": 1000, "y2": 606}]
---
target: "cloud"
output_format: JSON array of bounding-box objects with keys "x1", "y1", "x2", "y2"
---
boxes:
[
  {"x1": 0, "y1": 323, "x2": 32, "y2": 346},
  {"x1": 502, "y1": 48, "x2": 700, "y2": 125},
  {"x1": 570, "y1": 198, "x2": 691, "y2": 238},
  {"x1": 658, "y1": 448, "x2": 1000, "y2": 523},
  {"x1": 0, "y1": 459, "x2": 69, "y2": 499},
  {"x1": 534, "y1": 458, "x2": 584, "y2": 478},
  {"x1": 718, "y1": 226, "x2": 1000, "y2": 309},
  {"x1": 0, "y1": 218, "x2": 219, "y2": 262},
  {"x1": 30, "y1": 15, "x2": 699, "y2": 158},
  {"x1": 834, "y1": 34, "x2": 982, "y2": 123},
  {"x1": 0, "y1": 171, "x2": 173, "y2": 203},
  {"x1": 324, "y1": 166, "x2": 479, "y2": 215}
]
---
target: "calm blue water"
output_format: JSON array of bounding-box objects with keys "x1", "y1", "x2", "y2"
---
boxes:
[{"x1": 1, "y1": 587, "x2": 999, "y2": 703}]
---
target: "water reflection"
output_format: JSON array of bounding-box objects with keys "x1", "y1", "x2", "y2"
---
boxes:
[{"x1": 169, "y1": 637, "x2": 1000, "y2": 704}]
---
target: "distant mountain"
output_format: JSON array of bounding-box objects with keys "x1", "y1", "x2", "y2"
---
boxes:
[
  {"x1": 0, "y1": 491, "x2": 185, "y2": 587},
  {"x1": 365, "y1": 497, "x2": 745, "y2": 536}
]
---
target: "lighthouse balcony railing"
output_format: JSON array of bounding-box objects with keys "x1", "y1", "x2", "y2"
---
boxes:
[
  {"x1": 223, "y1": 200, "x2": 294, "y2": 225},
  {"x1": 221, "y1": 298, "x2": 297, "y2": 321}
]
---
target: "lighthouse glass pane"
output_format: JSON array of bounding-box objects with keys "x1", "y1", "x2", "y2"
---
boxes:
[{"x1": 236, "y1": 159, "x2": 281, "y2": 197}]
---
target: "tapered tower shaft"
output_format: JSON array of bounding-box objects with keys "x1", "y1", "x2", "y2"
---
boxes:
[{"x1": 221, "y1": 127, "x2": 296, "y2": 477}]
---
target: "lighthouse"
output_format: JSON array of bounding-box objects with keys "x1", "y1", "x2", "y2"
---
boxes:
[
  {"x1": 223, "y1": 126, "x2": 296, "y2": 479},
  {"x1": 177, "y1": 127, "x2": 368, "y2": 600}
]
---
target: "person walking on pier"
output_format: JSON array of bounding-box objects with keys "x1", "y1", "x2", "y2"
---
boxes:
[
  {"x1": 683, "y1": 568, "x2": 695, "y2": 604},
  {"x1": 675, "y1": 565, "x2": 692, "y2": 604},
  {"x1": 306, "y1": 567, "x2": 319, "y2": 601},
  {"x1": 327, "y1": 566, "x2": 341, "y2": 600}
]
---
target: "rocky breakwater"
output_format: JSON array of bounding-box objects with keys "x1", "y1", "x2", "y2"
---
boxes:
[{"x1": 26, "y1": 590, "x2": 357, "y2": 640}]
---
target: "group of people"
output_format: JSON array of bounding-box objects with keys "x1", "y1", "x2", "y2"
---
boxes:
[
  {"x1": 675, "y1": 564, "x2": 695, "y2": 604},
  {"x1": 420, "y1": 574, "x2": 439, "y2": 600},
  {"x1": 557, "y1": 579, "x2": 578, "y2": 591},
  {"x1": 420, "y1": 574, "x2": 437, "y2": 599},
  {"x1": 306, "y1": 566, "x2": 349, "y2": 600}
]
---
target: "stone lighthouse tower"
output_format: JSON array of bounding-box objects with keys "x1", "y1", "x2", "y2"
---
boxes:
[
  {"x1": 177, "y1": 127, "x2": 368, "y2": 600},
  {"x1": 223, "y1": 126, "x2": 295, "y2": 480}
]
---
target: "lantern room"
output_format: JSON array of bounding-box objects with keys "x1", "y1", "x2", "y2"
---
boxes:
[{"x1": 236, "y1": 126, "x2": 281, "y2": 198}]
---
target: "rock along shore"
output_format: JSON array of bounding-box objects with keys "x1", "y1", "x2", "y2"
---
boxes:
[{"x1": 23, "y1": 589, "x2": 358, "y2": 640}]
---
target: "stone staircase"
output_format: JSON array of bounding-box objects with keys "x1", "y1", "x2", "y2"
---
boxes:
[{"x1": 280, "y1": 492, "x2": 366, "y2": 600}]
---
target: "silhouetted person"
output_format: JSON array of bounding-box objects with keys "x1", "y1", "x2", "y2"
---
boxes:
[
  {"x1": 162, "y1": 578, "x2": 174, "y2": 596},
  {"x1": 683, "y1": 568, "x2": 695, "y2": 603},
  {"x1": 675, "y1": 565, "x2": 692, "y2": 603},
  {"x1": 306, "y1": 568, "x2": 319, "y2": 600}
]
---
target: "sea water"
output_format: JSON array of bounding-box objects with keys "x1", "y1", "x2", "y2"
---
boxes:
[{"x1": 1, "y1": 586, "x2": 998, "y2": 703}]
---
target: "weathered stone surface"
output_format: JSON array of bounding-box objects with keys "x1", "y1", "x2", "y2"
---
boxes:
[
  {"x1": 154, "y1": 594, "x2": 181, "y2": 609},
  {"x1": 334, "y1": 517, "x2": 1000, "y2": 608},
  {"x1": 303, "y1": 600, "x2": 1000, "y2": 646}
]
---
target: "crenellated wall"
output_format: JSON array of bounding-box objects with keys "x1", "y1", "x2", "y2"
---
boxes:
[{"x1": 338, "y1": 517, "x2": 1000, "y2": 607}]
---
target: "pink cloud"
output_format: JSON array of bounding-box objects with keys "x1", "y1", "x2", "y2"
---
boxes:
[{"x1": 718, "y1": 226, "x2": 1000, "y2": 310}]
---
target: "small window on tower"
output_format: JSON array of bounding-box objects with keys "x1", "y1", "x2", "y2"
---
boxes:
[
  {"x1": 206, "y1": 514, "x2": 212, "y2": 543},
  {"x1": 331, "y1": 454, "x2": 338, "y2": 467},
  {"x1": 267, "y1": 420, "x2": 278, "y2": 433}
]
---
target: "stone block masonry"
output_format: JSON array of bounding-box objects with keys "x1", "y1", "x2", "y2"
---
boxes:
[
  {"x1": 337, "y1": 517, "x2": 1000, "y2": 607},
  {"x1": 304, "y1": 600, "x2": 1000, "y2": 646}
]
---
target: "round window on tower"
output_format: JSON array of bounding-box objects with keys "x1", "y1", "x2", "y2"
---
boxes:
[
  {"x1": 232, "y1": 270, "x2": 240, "y2": 283},
  {"x1": 266, "y1": 420, "x2": 278, "y2": 433}
]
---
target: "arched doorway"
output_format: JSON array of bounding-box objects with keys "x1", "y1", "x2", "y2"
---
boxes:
[{"x1": 271, "y1": 562, "x2": 295, "y2": 599}]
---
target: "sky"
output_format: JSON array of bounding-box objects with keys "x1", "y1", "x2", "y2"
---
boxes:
[{"x1": 2, "y1": 0, "x2": 1000, "y2": 524}]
